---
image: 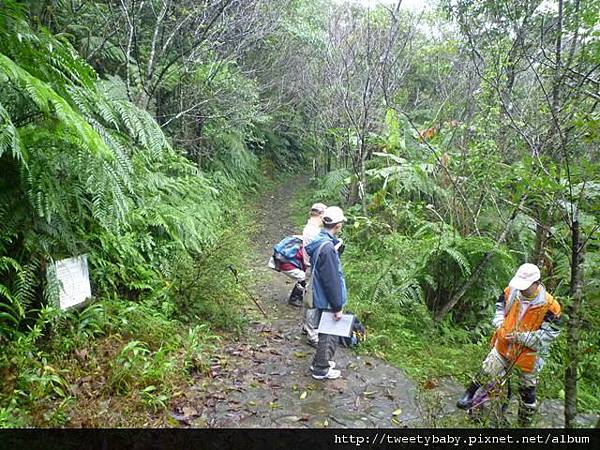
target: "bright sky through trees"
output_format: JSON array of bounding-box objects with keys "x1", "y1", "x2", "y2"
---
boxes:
[{"x1": 346, "y1": 0, "x2": 431, "y2": 11}]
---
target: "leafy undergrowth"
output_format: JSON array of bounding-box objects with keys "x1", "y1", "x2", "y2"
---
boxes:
[
  {"x1": 341, "y1": 243, "x2": 484, "y2": 378},
  {"x1": 0, "y1": 202, "x2": 258, "y2": 427},
  {"x1": 343, "y1": 244, "x2": 599, "y2": 414},
  {"x1": 3, "y1": 316, "x2": 219, "y2": 427}
]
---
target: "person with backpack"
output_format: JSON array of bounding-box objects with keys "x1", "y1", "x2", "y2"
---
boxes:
[
  {"x1": 456, "y1": 263, "x2": 562, "y2": 426},
  {"x1": 302, "y1": 203, "x2": 327, "y2": 346},
  {"x1": 305, "y1": 206, "x2": 348, "y2": 380},
  {"x1": 269, "y1": 236, "x2": 307, "y2": 307}
]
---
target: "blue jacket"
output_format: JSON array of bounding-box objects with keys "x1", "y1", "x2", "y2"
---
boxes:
[{"x1": 305, "y1": 230, "x2": 347, "y2": 312}]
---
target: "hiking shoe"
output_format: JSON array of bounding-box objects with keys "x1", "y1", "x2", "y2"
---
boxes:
[
  {"x1": 310, "y1": 361, "x2": 336, "y2": 371},
  {"x1": 312, "y1": 367, "x2": 341, "y2": 380},
  {"x1": 306, "y1": 339, "x2": 318, "y2": 348},
  {"x1": 288, "y1": 298, "x2": 302, "y2": 307},
  {"x1": 456, "y1": 392, "x2": 474, "y2": 410},
  {"x1": 456, "y1": 382, "x2": 480, "y2": 410}
]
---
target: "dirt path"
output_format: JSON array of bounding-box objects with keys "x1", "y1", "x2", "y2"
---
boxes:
[
  {"x1": 166, "y1": 177, "x2": 456, "y2": 428},
  {"x1": 170, "y1": 177, "x2": 597, "y2": 428}
]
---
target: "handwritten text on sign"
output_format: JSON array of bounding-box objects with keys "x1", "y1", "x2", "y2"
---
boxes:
[{"x1": 54, "y1": 255, "x2": 92, "y2": 309}]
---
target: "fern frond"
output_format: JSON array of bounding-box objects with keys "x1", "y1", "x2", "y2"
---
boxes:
[
  {"x1": 0, "y1": 54, "x2": 112, "y2": 159},
  {"x1": 442, "y1": 246, "x2": 472, "y2": 277},
  {"x1": 0, "y1": 101, "x2": 25, "y2": 162}
]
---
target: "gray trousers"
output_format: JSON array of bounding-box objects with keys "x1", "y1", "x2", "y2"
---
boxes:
[
  {"x1": 304, "y1": 307, "x2": 319, "y2": 343},
  {"x1": 302, "y1": 271, "x2": 319, "y2": 343},
  {"x1": 311, "y1": 310, "x2": 338, "y2": 374},
  {"x1": 481, "y1": 347, "x2": 538, "y2": 389}
]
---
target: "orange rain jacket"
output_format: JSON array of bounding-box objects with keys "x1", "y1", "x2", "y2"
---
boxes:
[{"x1": 491, "y1": 286, "x2": 561, "y2": 373}]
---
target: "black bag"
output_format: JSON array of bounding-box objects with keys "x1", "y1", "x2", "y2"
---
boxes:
[{"x1": 339, "y1": 313, "x2": 366, "y2": 348}]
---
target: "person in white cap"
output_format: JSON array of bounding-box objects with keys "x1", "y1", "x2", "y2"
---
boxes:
[
  {"x1": 304, "y1": 206, "x2": 348, "y2": 380},
  {"x1": 456, "y1": 263, "x2": 562, "y2": 426},
  {"x1": 301, "y1": 203, "x2": 327, "y2": 345},
  {"x1": 302, "y1": 203, "x2": 327, "y2": 266}
]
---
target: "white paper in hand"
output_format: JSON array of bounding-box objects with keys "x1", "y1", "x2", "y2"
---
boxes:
[{"x1": 317, "y1": 312, "x2": 354, "y2": 337}]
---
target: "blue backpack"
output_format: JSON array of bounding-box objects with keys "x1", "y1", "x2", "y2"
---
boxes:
[{"x1": 272, "y1": 236, "x2": 303, "y2": 270}]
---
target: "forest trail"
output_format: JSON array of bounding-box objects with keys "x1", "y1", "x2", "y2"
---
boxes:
[
  {"x1": 169, "y1": 177, "x2": 596, "y2": 429},
  {"x1": 169, "y1": 177, "x2": 459, "y2": 428}
]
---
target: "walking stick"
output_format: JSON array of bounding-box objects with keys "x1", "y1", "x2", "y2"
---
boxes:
[{"x1": 228, "y1": 265, "x2": 268, "y2": 317}]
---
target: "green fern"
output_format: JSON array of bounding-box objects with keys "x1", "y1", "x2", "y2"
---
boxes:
[
  {"x1": 315, "y1": 168, "x2": 351, "y2": 201},
  {"x1": 0, "y1": 2, "x2": 234, "y2": 342},
  {"x1": 0, "y1": 101, "x2": 24, "y2": 162},
  {"x1": 0, "y1": 256, "x2": 29, "y2": 339},
  {"x1": 0, "y1": 54, "x2": 111, "y2": 159}
]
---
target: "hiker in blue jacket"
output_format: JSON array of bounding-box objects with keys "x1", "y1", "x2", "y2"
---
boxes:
[{"x1": 305, "y1": 206, "x2": 348, "y2": 380}]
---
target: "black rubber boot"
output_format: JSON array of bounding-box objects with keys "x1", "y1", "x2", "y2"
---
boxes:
[
  {"x1": 518, "y1": 404, "x2": 536, "y2": 427},
  {"x1": 457, "y1": 381, "x2": 481, "y2": 410},
  {"x1": 518, "y1": 386, "x2": 537, "y2": 427},
  {"x1": 288, "y1": 281, "x2": 305, "y2": 307}
]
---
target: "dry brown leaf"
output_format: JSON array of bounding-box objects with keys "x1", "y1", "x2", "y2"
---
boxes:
[{"x1": 423, "y1": 378, "x2": 439, "y2": 390}]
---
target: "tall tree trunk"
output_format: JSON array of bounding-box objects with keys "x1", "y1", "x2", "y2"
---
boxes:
[
  {"x1": 155, "y1": 90, "x2": 164, "y2": 126},
  {"x1": 533, "y1": 219, "x2": 548, "y2": 267},
  {"x1": 357, "y1": 130, "x2": 371, "y2": 216},
  {"x1": 565, "y1": 214, "x2": 584, "y2": 428},
  {"x1": 360, "y1": 153, "x2": 368, "y2": 216},
  {"x1": 327, "y1": 134, "x2": 333, "y2": 173},
  {"x1": 347, "y1": 179, "x2": 359, "y2": 206},
  {"x1": 552, "y1": 0, "x2": 564, "y2": 119}
]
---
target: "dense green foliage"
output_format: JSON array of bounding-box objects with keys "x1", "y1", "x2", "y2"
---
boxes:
[
  {"x1": 0, "y1": 0, "x2": 598, "y2": 427},
  {"x1": 0, "y1": 0, "x2": 297, "y2": 426}
]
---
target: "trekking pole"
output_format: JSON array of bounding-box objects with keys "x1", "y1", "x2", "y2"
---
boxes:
[{"x1": 227, "y1": 265, "x2": 268, "y2": 317}]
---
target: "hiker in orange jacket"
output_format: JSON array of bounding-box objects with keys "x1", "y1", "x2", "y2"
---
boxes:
[{"x1": 456, "y1": 263, "x2": 562, "y2": 426}]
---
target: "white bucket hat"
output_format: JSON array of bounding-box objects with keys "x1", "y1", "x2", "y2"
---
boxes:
[
  {"x1": 322, "y1": 206, "x2": 347, "y2": 225},
  {"x1": 509, "y1": 263, "x2": 541, "y2": 290}
]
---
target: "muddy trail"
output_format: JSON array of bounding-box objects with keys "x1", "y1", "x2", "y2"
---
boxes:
[{"x1": 170, "y1": 177, "x2": 597, "y2": 429}]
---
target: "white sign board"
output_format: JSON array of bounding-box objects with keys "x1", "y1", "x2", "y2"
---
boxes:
[
  {"x1": 54, "y1": 255, "x2": 92, "y2": 310},
  {"x1": 317, "y1": 312, "x2": 354, "y2": 337}
]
